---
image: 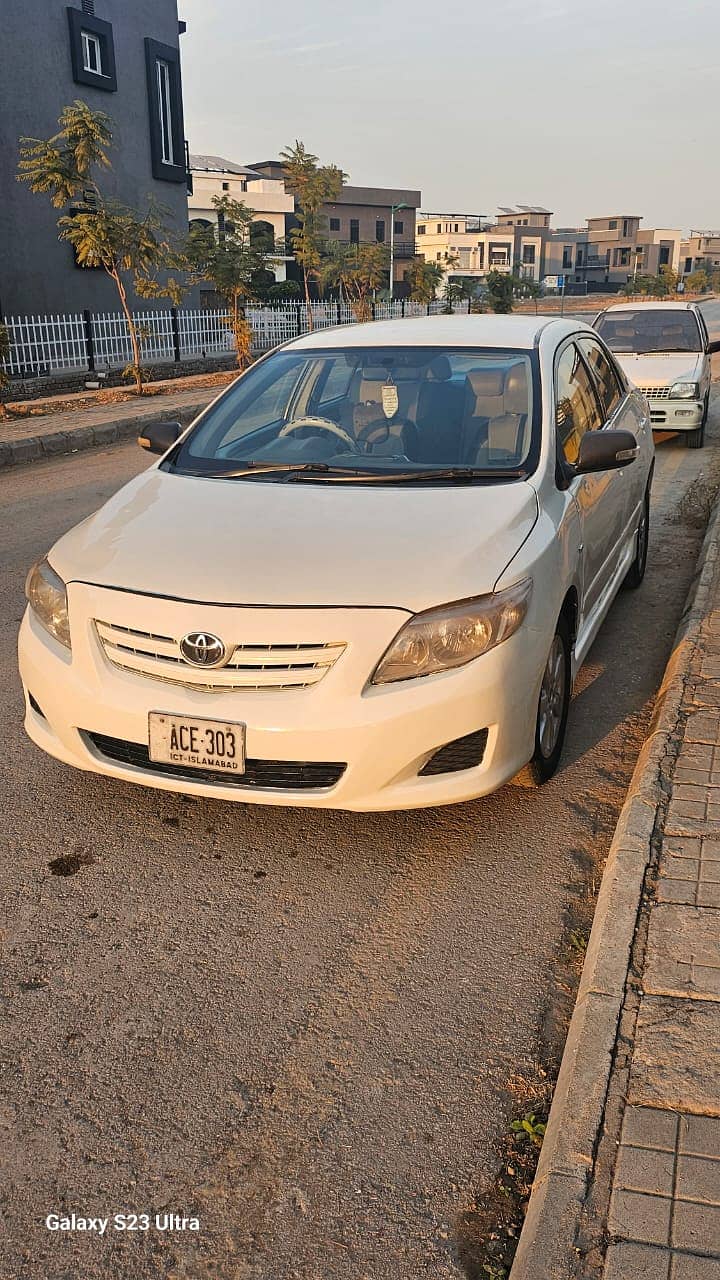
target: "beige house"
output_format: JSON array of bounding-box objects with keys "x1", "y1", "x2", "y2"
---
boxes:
[
  {"x1": 415, "y1": 213, "x2": 540, "y2": 291},
  {"x1": 188, "y1": 154, "x2": 294, "y2": 283},
  {"x1": 680, "y1": 231, "x2": 720, "y2": 276},
  {"x1": 546, "y1": 216, "x2": 681, "y2": 288}
]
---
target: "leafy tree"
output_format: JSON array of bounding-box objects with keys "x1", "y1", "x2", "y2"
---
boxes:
[
  {"x1": 279, "y1": 141, "x2": 346, "y2": 326},
  {"x1": 18, "y1": 101, "x2": 185, "y2": 394},
  {"x1": 659, "y1": 265, "x2": 680, "y2": 295},
  {"x1": 686, "y1": 268, "x2": 708, "y2": 294},
  {"x1": 186, "y1": 195, "x2": 280, "y2": 368},
  {"x1": 404, "y1": 259, "x2": 445, "y2": 304},
  {"x1": 267, "y1": 280, "x2": 302, "y2": 301},
  {"x1": 486, "y1": 270, "x2": 514, "y2": 313},
  {"x1": 320, "y1": 242, "x2": 389, "y2": 321}
]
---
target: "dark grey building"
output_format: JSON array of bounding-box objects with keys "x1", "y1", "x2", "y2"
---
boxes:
[{"x1": 0, "y1": 0, "x2": 191, "y2": 316}]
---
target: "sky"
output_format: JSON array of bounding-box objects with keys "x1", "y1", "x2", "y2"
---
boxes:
[{"x1": 181, "y1": 0, "x2": 720, "y2": 234}]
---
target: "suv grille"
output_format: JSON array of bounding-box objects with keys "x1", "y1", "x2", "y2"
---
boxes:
[
  {"x1": 94, "y1": 621, "x2": 346, "y2": 692},
  {"x1": 639, "y1": 386, "x2": 671, "y2": 400},
  {"x1": 84, "y1": 731, "x2": 346, "y2": 791}
]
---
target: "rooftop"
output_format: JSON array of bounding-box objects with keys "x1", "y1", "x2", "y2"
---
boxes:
[{"x1": 189, "y1": 155, "x2": 263, "y2": 178}]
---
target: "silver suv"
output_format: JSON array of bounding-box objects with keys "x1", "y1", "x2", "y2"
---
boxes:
[{"x1": 593, "y1": 302, "x2": 719, "y2": 448}]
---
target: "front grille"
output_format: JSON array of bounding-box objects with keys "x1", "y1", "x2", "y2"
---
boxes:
[
  {"x1": 94, "y1": 620, "x2": 346, "y2": 692},
  {"x1": 419, "y1": 729, "x2": 489, "y2": 776},
  {"x1": 650, "y1": 409, "x2": 667, "y2": 424},
  {"x1": 84, "y1": 731, "x2": 346, "y2": 791},
  {"x1": 639, "y1": 386, "x2": 671, "y2": 400}
]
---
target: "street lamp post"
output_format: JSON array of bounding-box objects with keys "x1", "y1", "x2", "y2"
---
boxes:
[{"x1": 389, "y1": 202, "x2": 409, "y2": 303}]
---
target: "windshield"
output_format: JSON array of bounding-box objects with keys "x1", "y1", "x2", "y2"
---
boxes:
[
  {"x1": 167, "y1": 346, "x2": 537, "y2": 482},
  {"x1": 595, "y1": 309, "x2": 702, "y2": 355}
]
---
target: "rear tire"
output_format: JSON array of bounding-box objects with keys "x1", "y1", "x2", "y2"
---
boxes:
[
  {"x1": 624, "y1": 488, "x2": 650, "y2": 589},
  {"x1": 529, "y1": 615, "x2": 571, "y2": 785}
]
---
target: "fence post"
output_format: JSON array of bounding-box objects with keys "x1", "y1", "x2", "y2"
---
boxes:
[
  {"x1": 401, "y1": 298, "x2": 406, "y2": 318},
  {"x1": 371, "y1": 301, "x2": 376, "y2": 321},
  {"x1": 83, "y1": 309, "x2": 95, "y2": 372},
  {"x1": 336, "y1": 301, "x2": 341, "y2": 326},
  {"x1": 427, "y1": 303, "x2": 431, "y2": 317},
  {"x1": 170, "y1": 307, "x2": 181, "y2": 362}
]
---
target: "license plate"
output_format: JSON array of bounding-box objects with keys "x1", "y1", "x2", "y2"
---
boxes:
[{"x1": 148, "y1": 712, "x2": 246, "y2": 775}]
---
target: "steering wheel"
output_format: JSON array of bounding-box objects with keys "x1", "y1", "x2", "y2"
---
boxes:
[{"x1": 278, "y1": 415, "x2": 361, "y2": 453}]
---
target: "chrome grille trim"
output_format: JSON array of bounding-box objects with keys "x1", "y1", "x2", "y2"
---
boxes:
[{"x1": 94, "y1": 620, "x2": 346, "y2": 691}]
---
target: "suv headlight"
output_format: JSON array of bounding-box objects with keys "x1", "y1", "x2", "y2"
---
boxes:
[
  {"x1": 370, "y1": 579, "x2": 533, "y2": 685},
  {"x1": 670, "y1": 381, "x2": 700, "y2": 399},
  {"x1": 25, "y1": 558, "x2": 71, "y2": 649}
]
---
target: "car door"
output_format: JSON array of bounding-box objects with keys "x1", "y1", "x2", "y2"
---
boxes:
[
  {"x1": 695, "y1": 307, "x2": 712, "y2": 401},
  {"x1": 554, "y1": 339, "x2": 627, "y2": 624},
  {"x1": 577, "y1": 333, "x2": 649, "y2": 544}
]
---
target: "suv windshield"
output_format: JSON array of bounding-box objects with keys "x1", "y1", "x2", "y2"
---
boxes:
[
  {"x1": 595, "y1": 309, "x2": 702, "y2": 355},
  {"x1": 167, "y1": 346, "x2": 536, "y2": 482}
]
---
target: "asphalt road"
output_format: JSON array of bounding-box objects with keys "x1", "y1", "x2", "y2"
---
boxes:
[{"x1": 2, "y1": 364, "x2": 720, "y2": 1280}]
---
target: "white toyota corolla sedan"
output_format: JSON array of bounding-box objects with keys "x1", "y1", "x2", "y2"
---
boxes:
[{"x1": 19, "y1": 316, "x2": 654, "y2": 812}]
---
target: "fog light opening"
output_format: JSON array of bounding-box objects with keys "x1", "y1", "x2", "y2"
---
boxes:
[{"x1": 418, "y1": 728, "x2": 489, "y2": 777}]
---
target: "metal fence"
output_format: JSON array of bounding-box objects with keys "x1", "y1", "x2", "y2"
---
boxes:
[{"x1": 1, "y1": 299, "x2": 469, "y2": 379}]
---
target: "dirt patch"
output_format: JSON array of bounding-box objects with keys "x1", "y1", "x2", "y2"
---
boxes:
[{"x1": 47, "y1": 851, "x2": 96, "y2": 877}]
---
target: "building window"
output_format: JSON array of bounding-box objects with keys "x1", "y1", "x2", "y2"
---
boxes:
[
  {"x1": 350, "y1": 219, "x2": 359, "y2": 244},
  {"x1": 476, "y1": 243, "x2": 484, "y2": 267},
  {"x1": 329, "y1": 217, "x2": 341, "y2": 231},
  {"x1": 67, "y1": 7, "x2": 116, "y2": 91},
  {"x1": 417, "y1": 224, "x2": 425, "y2": 235},
  {"x1": 437, "y1": 224, "x2": 441, "y2": 234},
  {"x1": 609, "y1": 220, "x2": 618, "y2": 230},
  {"x1": 81, "y1": 29, "x2": 102, "y2": 73},
  {"x1": 144, "y1": 39, "x2": 186, "y2": 183},
  {"x1": 563, "y1": 247, "x2": 573, "y2": 268},
  {"x1": 222, "y1": 180, "x2": 229, "y2": 191},
  {"x1": 376, "y1": 219, "x2": 385, "y2": 243},
  {"x1": 685, "y1": 257, "x2": 693, "y2": 273},
  {"x1": 394, "y1": 220, "x2": 404, "y2": 234},
  {"x1": 156, "y1": 60, "x2": 174, "y2": 164},
  {"x1": 659, "y1": 246, "x2": 670, "y2": 266},
  {"x1": 576, "y1": 249, "x2": 583, "y2": 265},
  {"x1": 623, "y1": 219, "x2": 630, "y2": 237},
  {"x1": 522, "y1": 244, "x2": 536, "y2": 264}
]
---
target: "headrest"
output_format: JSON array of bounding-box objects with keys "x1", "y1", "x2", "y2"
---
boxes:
[
  {"x1": 428, "y1": 355, "x2": 452, "y2": 381},
  {"x1": 504, "y1": 365, "x2": 528, "y2": 415},
  {"x1": 610, "y1": 325, "x2": 635, "y2": 338},
  {"x1": 467, "y1": 369, "x2": 505, "y2": 397},
  {"x1": 359, "y1": 366, "x2": 392, "y2": 383}
]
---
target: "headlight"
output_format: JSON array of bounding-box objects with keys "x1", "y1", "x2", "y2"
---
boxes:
[
  {"x1": 669, "y1": 381, "x2": 700, "y2": 399},
  {"x1": 370, "y1": 578, "x2": 533, "y2": 685},
  {"x1": 25, "y1": 558, "x2": 71, "y2": 649}
]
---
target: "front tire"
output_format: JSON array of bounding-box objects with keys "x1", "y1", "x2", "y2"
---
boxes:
[
  {"x1": 686, "y1": 424, "x2": 705, "y2": 449},
  {"x1": 529, "y1": 615, "x2": 571, "y2": 785},
  {"x1": 624, "y1": 489, "x2": 650, "y2": 589}
]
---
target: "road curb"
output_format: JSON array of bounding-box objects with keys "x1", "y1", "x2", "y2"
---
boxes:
[
  {"x1": 510, "y1": 490, "x2": 720, "y2": 1280},
  {"x1": 0, "y1": 399, "x2": 210, "y2": 469}
]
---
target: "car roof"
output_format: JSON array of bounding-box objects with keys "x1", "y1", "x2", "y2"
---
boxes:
[
  {"x1": 599, "y1": 301, "x2": 698, "y2": 313},
  {"x1": 287, "y1": 314, "x2": 594, "y2": 352}
]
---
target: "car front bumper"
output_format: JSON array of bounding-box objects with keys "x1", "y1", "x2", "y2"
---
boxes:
[
  {"x1": 18, "y1": 582, "x2": 549, "y2": 812},
  {"x1": 648, "y1": 398, "x2": 704, "y2": 429}
]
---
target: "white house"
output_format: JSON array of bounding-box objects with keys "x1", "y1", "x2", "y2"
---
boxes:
[{"x1": 188, "y1": 154, "x2": 295, "y2": 283}]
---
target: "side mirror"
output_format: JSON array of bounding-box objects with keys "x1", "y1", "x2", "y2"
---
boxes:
[
  {"x1": 707, "y1": 339, "x2": 720, "y2": 354},
  {"x1": 575, "y1": 428, "x2": 639, "y2": 475},
  {"x1": 138, "y1": 422, "x2": 182, "y2": 455}
]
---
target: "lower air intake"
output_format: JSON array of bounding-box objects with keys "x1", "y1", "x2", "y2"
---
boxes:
[
  {"x1": 83, "y1": 732, "x2": 346, "y2": 791},
  {"x1": 419, "y1": 728, "x2": 489, "y2": 776}
]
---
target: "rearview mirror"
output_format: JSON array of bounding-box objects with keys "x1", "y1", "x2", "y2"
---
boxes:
[
  {"x1": 707, "y1": 339, "x2": 720, "y2": 354},
  {"x1": 138, "y1": 422, "x2": 183, "y2": 455},
  {"x1": 575, "y1": 428, "x2": 638, "y2": 475}
]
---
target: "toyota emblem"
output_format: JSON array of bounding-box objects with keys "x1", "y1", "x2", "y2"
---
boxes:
[{"x1": 180, "y1": 632, "x2": 227, "y2": 667}]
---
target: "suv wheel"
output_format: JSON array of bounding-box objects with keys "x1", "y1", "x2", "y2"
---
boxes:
[{"x1": 529, "y1": 615, "x2": 571, "y2": 784}]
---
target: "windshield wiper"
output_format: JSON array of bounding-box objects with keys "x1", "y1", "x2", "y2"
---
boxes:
[
  {"x1": 199, "y1": 461, "x2": 359, "y2": 479},
  {"x1": 364, "y1": 466, "x2": 526, "y2": 483}
]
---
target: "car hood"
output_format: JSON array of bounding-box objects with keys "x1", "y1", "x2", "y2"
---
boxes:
[
  {"x1": 613, "y1": 352, "x2": 703, "y2": 388},
  {"x1": 50, "y1": 468, "x2": 539, "y2": 612}
]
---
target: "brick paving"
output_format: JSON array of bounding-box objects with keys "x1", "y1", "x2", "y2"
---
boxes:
[{"x1": 600, "y1": 544, "x2": 720, "y2": 1279}]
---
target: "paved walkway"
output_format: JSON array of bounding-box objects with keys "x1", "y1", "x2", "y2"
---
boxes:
[
  {"x1": 0, "y1": 374, "x2": 232, "y2": 466},
  {"x1": 601, "y1": 543, "x2": 720, "y2": 1278}
]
